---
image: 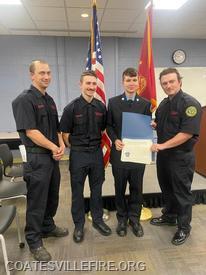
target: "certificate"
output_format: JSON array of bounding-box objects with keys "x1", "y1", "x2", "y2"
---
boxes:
[
  {"x1": 122, "y1": 112, "x2": 153, "y2": 140},
  {"x1": 121, "y1": 138, "x2": 153, "y2": 164}
]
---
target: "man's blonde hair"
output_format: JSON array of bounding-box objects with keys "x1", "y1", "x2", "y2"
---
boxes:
[{"x1": 29, "y1": 60, "x2": 49, "y2": 73}]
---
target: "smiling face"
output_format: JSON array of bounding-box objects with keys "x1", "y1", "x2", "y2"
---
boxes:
[
  {"x1": 160, "y1": 72, "x2": 182, "y2": 98},
  {"x1": 122, "y1": 75, "x2": 139, "y2": 96},
  {"x1": 30, "y1": 61, "x2": 51, "y2": 93},
  {"x1": 80, "y1": 75, "x2": 97, "y2": 102}
]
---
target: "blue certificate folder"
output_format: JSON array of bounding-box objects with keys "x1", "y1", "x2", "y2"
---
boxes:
[{"x1": 122, "y1": 112, "x2": 153, "y2": 140}]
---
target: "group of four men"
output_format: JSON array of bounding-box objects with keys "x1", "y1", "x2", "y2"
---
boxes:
[{"x1": 12, "y1": 60, "x2": 201, "y2": 261}]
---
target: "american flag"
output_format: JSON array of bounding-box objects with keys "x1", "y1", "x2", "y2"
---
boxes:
[{"x1": 86, "y1": 0, "x2": 111, "y2": 167}]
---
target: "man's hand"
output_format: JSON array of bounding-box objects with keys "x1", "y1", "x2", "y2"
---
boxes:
[
  {"x1": 114, "y1": 139, "x2": 124, "y2": 151},
  {"x1": 151, "y1": 120, "x2": 157, "y2": 129},
  {"x1": 51, "y1": 144, "x2": 65, "y2": 161},
  {"x1": 151, "y1": 143, "x2": 166, "y2": 152}
]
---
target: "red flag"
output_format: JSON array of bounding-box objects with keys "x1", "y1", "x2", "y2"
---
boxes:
[
  {"x1": 138, "y1": 5, "x2": 157, "y2": 112},
  {"x1": 86, "y1": 0, "x2": 111, "y2": 167}
]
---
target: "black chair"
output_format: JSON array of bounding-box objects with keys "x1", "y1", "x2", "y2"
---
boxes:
[
  {"x1": 0, "y1": 144, "x2": 23, "y2": 181},
  {"x1": 0, "y1": 163, "x2": 26, "y2": 203},
  {"x1": 0, "y1": 205, "x2": 24, "y2": 275}
]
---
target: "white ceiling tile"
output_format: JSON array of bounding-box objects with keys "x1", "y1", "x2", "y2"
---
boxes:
[
  {"x1": 102, "y1": 9, "x2": 139, "y2": 23},
  {"x1": 129, "y1": 24, "x2": 145, "y2": 37},
  {"x1": 129, "y1": 16, "x2": 147, "y2": 32},
  {"x1": 35, "y1": 20, "x2": 67, "y2": 30},
  {"x1": 0, "y1": 0, "x2": 205, "y2": 38},
  {"x1": 66, "y1": 7, "x2": 103, "y2": 21},
  {"x1": 100, "y1": 32, "x2": 125, "y2": 37},
  {"x1": 67, "y1": 7, "x2": 91, "y2": 20},
  {"x1": 70, "y1": 31, "x2": 90, "y2": 37},
  {"x1": 10, "y1": 30, "x2": 40, "y2": 35},
  {"x1": 124, "y1": 32, "x2": 139, "y2": 38},
  {"x1": 183, "y1": 0, "x2": 206, "y2": 12},
  {"x1": 0, "y1": 6, "x2": 36, "y2": 29},
  {"x1": 27, "y1": 6, "x2": 66, "y2": 21},
  {"x1": 23, "y1": 0, "x2": 65, "y2": 7},
  {"x1": 106, "y1": 0, "x2": 146, "y2": 9},
  {"x1": 68, "y1": 21, "x2": 90, "y2": 31},
  {"x1": 65, "y1": 0, "x2": 90, "y2": 8},
  {"x1": 101, "y1": 22, "x2": 131, "y2": 32},
  {"x1": 65, "y1": 0, "x2": 107, "y2": 9},
  {"x1": 40, "y1": 30, "x2": 69, "y2": 36},
  {"x1": 131, "y1": 11, "x2": 146, "y2": 25}
]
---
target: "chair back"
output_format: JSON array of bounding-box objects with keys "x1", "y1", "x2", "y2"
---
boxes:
[
  {"x1": 0, "y1": 144, "x2": 13, "y2": 170},
  {"x1": 0, "y1": 205, "x2": 16, "y2": 234},
  {"x1": 0, "y1": 163, "x2": 3, "y2": 180}
]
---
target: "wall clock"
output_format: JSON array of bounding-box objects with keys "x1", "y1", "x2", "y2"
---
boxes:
[{"x1": 172, "y1": 49, "x2": 186, "y2": 64}]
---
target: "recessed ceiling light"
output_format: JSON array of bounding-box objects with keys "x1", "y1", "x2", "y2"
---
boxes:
[
  {"x1": 0, "y1": 0, "x2": 22, "y2": 4},
  {"x1": 146, "y1": 0, "x2": 189, "y2": 10},
  {"x1": 81, "y1": 13, "x2": 89, "y2": 18}
]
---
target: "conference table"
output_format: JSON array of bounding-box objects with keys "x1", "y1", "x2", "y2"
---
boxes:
[{"x1": 0, "y1": 132, "x2": 21, "y2": 149}]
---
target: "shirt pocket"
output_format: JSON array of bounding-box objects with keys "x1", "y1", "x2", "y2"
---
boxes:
[
  {"x1": 37, "y1": 108, "x2": 48, "y2": 124},
  {"x1": 168, "y1": 114, "x2": 180, "y2": 125},
  {"x1": 73, "y1": 114, "x2": 87, "y2": 134},
  {"x1": 95, "y1": 111, "x2": 104, "y2": 130}
]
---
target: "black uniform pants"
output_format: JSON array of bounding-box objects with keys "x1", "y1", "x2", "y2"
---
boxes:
[
  {"x1": 69, "y1": 147, "x2": 105, "y2": 229},
  {"x1": 23, "y1": 153, "x2": 60, "y2": 249},
  {"x1": 156, "y1": 150, "x2": 195, "y2": 233},
  {"x1": 112, "y1": 164, "x2": 145, "y2": 224}
]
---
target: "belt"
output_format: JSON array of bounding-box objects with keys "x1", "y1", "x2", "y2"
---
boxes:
[
  {"x1": 26, "y1": 147, "x2": 51, "y2": 154},
  {"x1": 160, "y1": 149, "x2": 192, "y2": 155},
  {"x1": 71, "y1": 145, "x2": 99, "y2": 152}
]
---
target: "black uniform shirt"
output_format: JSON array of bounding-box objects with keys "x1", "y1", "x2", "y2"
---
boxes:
[
  {"x1": 12, "y1": 85, "x2": 59, "y2": 147},
  {"x1": 60, "y1": 95, "x2": 106, "y2": 147},
  {"x1": 155, "y1": 90, "x2": 202, "y2": 151}
]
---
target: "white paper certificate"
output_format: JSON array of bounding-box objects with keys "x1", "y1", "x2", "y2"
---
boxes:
[
  {"x1": 121, "y1": 138, "x2": 153, "y2": 164},
  {"x1": 19, "y1": 145, "x2": 27, "y2": 162}
]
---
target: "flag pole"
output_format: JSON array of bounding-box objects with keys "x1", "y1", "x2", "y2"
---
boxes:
[
  {"x1": 90, "y1": 0, "x2": 95, "y2": 63},
  {"x1": 86, "y1": 0, "x2": 111, "y2": 222},
  {"x1": 139, "y1": 2, "x2": 155, "y2": 221}
]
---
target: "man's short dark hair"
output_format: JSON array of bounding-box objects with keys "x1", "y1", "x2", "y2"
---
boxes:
[
  {"x1": 159, "y1": 68, "x2": 183, "y2": 82},
  {"x1": 29, "y1": 60, "x2": 48, "y2": 73},
  {"x1": 80, "y1": 70, "x2": 97, "y2": 82},
  {"x1": 122, "y1": 67, "x2": 138, "y2": 80}
]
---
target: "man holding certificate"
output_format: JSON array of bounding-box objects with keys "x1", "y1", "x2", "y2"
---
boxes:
[
  {"x1": 107, "y1": 68, "x2": 151, "y2": 237},
  {"x1": 150, "y1": 68, "x2": 202, "y2": 245}
]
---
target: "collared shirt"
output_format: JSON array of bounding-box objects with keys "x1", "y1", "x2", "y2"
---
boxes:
[
  {"x1": 155, "y1": 90, "x2": 202, "y2": 151},
  {"x1": 125, "y1": 94, "x2": 135, "y2": 101},
  {"x1": 60, "y1": 95, "x2": 106, "y2": 148},
  {"x1": 12, "y1": 85, "x2": 59, "y2": 147}
]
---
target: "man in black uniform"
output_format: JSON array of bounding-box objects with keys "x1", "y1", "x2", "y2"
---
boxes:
[
  {"x1": 107, "y1": 68, "x2": 151, "y2": 237},
  {"x1": 12, "y1": 60, "x2": 68, "y2": 261},
  {"x1": 150, "y1": 68, "x2": 202, "y2": 245},
  {"x1": 60, "y1": 70, "x2": 111, "y2": 243}
]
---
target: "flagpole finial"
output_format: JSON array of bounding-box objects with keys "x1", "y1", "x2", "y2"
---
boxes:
[{"x1": 145, "y1": 1, "x2": 152, "y2": 10}]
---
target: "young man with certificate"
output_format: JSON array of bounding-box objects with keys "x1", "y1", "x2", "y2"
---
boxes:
[{"x1": 107, "y1": 68, "x2": 151, "y2": 237}]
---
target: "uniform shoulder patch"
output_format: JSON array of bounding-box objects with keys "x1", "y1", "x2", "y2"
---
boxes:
[{"x1": 185, "y1": 106, "x2": 197, "y2": 117}]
